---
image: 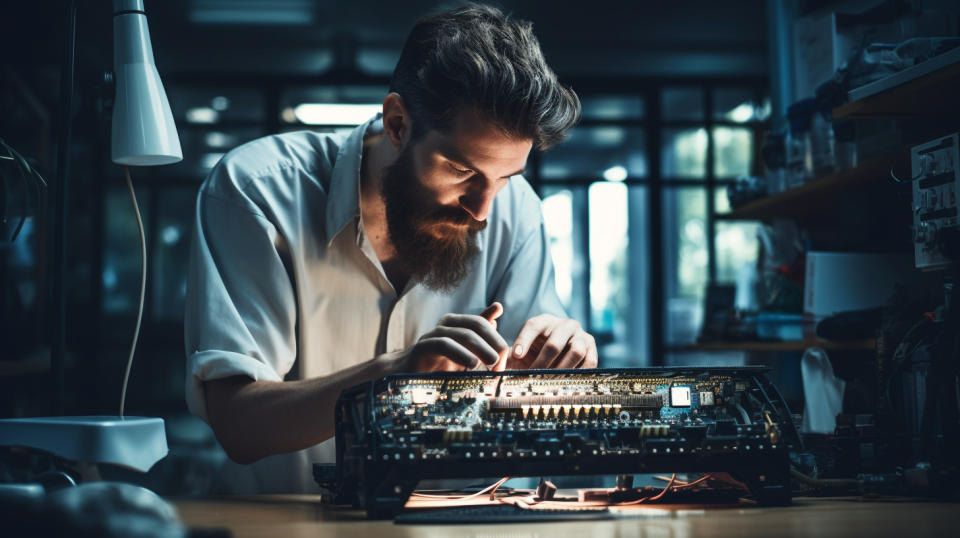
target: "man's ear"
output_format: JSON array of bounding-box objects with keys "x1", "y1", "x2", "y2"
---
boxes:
[{"x1": 382, "y1": 92, "x2": 411, "y2": 149}]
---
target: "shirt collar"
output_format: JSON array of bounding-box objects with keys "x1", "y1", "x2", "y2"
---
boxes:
[{"x1": 324, "y1": 113, "x2": 383, "y2": 245}]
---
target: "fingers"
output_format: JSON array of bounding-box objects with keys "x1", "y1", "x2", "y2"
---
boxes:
[
  {"x1": 415, "y1": 336, "x2": 483, "y2": 369},
  {"x1": 513, "y1": 315, "x2": 597, "y2": 370},
  {"x1": 552, "y1": 337, "x2": 587, "y2": 369},
  {"x1": 511, "y1": 315, "x2": 551, "y2": 360},
  {"x1": 553, "y1": 332, "x2": 598, "y2": 369},
  {"x1": 529, "y1": 319, "x2": 582, "y2": 369},
  {"x1": 480, "y1": 302, "x2": 509, "y2": 371},
  {"x1": 438, "y1": 312, "x2": 508, "y2": 364},
  {"x1": 480, "y1": 302, "x2": 503, "y2": 324},
  {"x1": 432, "y1": 326, "x2": 501, "y2": 366},
  {"x1": 581, "y1": 336, "x2": 599, "y2": 368}
]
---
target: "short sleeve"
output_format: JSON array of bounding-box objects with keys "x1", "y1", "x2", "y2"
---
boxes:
[
  {"x1": 490, "y1": 183, "x2": 568, "y2": 344},
  {"x1": 184, "y1": 174, "x2": 298, "y2": 422}
]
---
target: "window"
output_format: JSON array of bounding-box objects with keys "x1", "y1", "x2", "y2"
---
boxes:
[
  {"x1": 714, "y1": 188, "x2": 761, "y2": 286},
  {"x1": 661, "y1": 127, "x2": 708, "y2": 179},
  {"x1": 542, "y1": 186, "x2": 588, "y2": 326},
  {"x1": 663, "y1": 188, "x2": 707, "y2": 346},
  {"x1": 537, "y1": 82, "x2": 766, "y2": 366},
  {"x1": 541, "y1": 127, "x2": 647, "y2": 180}
]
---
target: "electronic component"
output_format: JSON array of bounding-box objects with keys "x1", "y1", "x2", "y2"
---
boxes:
[
  {"x1": 323, "y1": 367, "x2": 797, "y2": 518},
  {"x1": 670, "y1": 385, "x2": 691, "y2": 407},
  {"x1": 912, "y1": 133, "x2": 960, "y2": 270}
]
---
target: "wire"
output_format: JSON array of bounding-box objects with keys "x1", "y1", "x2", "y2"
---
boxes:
[
  {"x1": 614, "y1": 473, "x2": 678, "y2": 505},
  {"x1": 410, "y1": 476, "x2": 511, "y2": 500},
  {"x1": 0, "y1": 138, "x2": 46, "y2": 243},
  {"x1": 649, "y1": 474, "x2": 678, "y2": 499},
  {"x1": 412, "y1": 473, "x2": 744, "y2": 511},
  {"x1": 790, "y1": 467, "x2": 861, "y2": 492},
  {"x1": 890, "y1": 168, "x2": 922, "y2": 183},
  {"x1": 653, "y1": 474, "x2": 713, "y2": 489},
  {"x1": 734, "y1": 402, "x2": 752, "y2": 425},
  {"x1": 118, "y1": 166, "x2": 146, "y2": 419}
]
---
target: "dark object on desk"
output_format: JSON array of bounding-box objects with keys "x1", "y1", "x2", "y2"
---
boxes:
[
  {"x1": 815, "y1": 307, "x2": 883, "y2": 340},
  {"x1": 395, "y1": 504, "x2": 614, "y2": 524},
  {"x1": 0, "y1": 481, "x2": 187, "y2": 538},
  {"x1": 698, "y1": 284, "x2": 738, "y2": 341},
  {"x1": 322, "y1": 367, "x2": 798, "y2": 519},
  {"x1": 535, "y1": 478, "x2": 558, "y2": 501},
  {"x1": 885, "y1": 279, "x2": 960, "y2": 483}
]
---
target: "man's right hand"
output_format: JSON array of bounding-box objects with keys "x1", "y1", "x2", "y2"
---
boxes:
[{"x1": 395, "y1": 302, "x2": 508, "y2": 372}]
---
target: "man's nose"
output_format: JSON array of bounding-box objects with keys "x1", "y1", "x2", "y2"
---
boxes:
[{"x1": 459, "y1": 181, "x2": 497, "y2": 222}]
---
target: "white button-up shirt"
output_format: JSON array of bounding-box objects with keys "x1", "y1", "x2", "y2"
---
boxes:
[{"x1": 184, "y1": 114, "x2": 565, "y2": 493}]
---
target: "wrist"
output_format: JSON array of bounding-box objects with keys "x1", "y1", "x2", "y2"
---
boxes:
[{"x1": 372, "y1": 350, "x2": 406, "y2": 377}]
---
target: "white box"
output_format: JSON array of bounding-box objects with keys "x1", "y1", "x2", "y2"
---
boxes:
[
  {"x1": 804, "y1": 252, "x2": 915, "y2": 320},
  {"x1": 793, "y1": 12, "x2": 855, "y2": 99}
]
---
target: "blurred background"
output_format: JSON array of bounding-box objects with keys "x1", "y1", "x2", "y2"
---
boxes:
[{"x1": 1, "y1": 0, "x2": 958, "y2": 495}]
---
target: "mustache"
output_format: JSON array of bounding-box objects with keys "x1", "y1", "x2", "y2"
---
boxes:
[{"x1": 420, "y1": 206, "x2": 488, "y2": 231}]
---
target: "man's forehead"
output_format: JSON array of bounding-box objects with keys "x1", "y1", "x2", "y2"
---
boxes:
[{"x1": 425, "y1": 110, "x2": 532, "y2": 169}]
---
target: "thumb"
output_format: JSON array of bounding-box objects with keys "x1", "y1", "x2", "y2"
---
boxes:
[{"x1": 481, "y1": 302, "x2": 508, "y2": 371}]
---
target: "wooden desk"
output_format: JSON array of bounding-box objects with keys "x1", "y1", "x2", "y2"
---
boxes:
[{"x1": 175, "y1": 495, "x2": 958, "y2": 538}]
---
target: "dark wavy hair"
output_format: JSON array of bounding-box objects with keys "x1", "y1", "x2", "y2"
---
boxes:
[{"x1": 389, "y1": 3, "x2": 581, "y2": 151}]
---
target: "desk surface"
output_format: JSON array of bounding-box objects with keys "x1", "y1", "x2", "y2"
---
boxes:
[{"x1": 175, "y1": 495, "x2": 958, "y2": 538}]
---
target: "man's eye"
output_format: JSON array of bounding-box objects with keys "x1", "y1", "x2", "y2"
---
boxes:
[{"x1": 450, "y1": 165, "x2": 473, "y2": 176}]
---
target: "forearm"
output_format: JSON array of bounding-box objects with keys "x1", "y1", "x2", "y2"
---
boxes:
[{"x1": 204, "y1": 352, "x2": 402, "y2": 464}]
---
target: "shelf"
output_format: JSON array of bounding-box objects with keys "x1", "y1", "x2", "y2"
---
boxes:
[
  {"x1": 0, "y1": 356, "x2": 50, "y2": 377},
  {"x1": 678, "y1": 338, "x2": 876, "y2": 352},
  {"x1": 833, "y1": 47, "x2": 960, "y2": 120},
  {"x1": 716, "y1": 151, "x2": 906, "y2": 221}
]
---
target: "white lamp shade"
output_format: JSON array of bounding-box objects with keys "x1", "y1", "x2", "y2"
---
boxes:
[{"x1": 111, "y1": 1, "x2": 182, "y2": 166}]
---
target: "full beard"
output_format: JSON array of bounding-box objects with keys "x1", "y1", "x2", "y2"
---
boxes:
[{"x1": 380, "y1": 145, "x2": 487, "y2": 292}]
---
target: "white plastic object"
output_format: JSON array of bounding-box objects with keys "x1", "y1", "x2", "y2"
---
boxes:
[
  {"x1": 111, "y1": 0, "x2": 182, "y2": 166},
  {"x1": 0, "y1": 416, "x2": 168, "y2": 472}
]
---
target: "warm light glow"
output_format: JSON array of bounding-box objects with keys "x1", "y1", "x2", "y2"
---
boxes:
[
  {"x1": 204, "y1": 132, "x2": 234, "y2": 148},
  {"x1": 602, "y1": 165, "x2": 628, "y2": 182},
  {"x1": 726, "y1": 102, "x2": 754, "y2": 123},
  {"x1": 186, "y1": 107, "x2": 219, "y2": 124},
  {"x1": 293, "y1": 103, "x2": 382, "y2": 125}
]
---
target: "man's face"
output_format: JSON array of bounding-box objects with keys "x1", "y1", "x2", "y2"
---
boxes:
[{"x1": 380, "y1": 109, "x2": 532, "y2": 291}]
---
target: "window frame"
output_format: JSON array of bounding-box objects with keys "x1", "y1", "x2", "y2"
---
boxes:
[{"x1": 531, "y1": 78, "x2": 767, "y2": 366}]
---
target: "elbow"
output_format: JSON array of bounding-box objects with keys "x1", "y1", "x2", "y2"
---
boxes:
[
  {"x1": 209, "y1": 419, "x2": 264, "y2": 465},
  {"x1": 203, "y1": 376, "x2": 264, "y2": 465},
  {"x1": 222, "y1": 443, "x2": 260, "y2": 466}
]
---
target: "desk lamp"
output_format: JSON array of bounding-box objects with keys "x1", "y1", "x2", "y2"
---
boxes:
[{"x1": 0, "y1": 0, "x2": 179, "y2": 477}]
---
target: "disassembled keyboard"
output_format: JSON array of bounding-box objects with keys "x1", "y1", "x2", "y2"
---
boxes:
[{"x1": 319, "y1": 367, "x2": 797, "y2": 518}]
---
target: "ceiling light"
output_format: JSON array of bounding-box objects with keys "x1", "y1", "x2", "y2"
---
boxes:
[
  {"x1": 727, "y1": 103, "x2": 754, "y2": 123},
  {"x1": 293, "y1": 104, "x2": 382, "y2": 126},
  {"x1": 186, "y1": 107, "x2": 219, "y2": 124},
  {"x1": 603, "y1": 165, "x2": 628, "y2": 182}
]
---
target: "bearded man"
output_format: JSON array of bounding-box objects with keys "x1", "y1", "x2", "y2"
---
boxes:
[{"x1": 184, "y1": 3, "x2": 597, "y2": 493}]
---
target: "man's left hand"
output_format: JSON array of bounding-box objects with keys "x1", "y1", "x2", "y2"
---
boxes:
[{"x1": 495, "y1": 314, "x2": 598, "y2": 370}]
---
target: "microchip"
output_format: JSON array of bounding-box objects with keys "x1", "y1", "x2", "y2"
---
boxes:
[
  {"x1": 699, "y1": 391, "x2": 715, "y2": 406},
  {"x1": 409, "y1": 388, "x2": 437, "y2": 405},
  {"x1": 670, "y1": 385, "x2": 691, "y2": 407}
]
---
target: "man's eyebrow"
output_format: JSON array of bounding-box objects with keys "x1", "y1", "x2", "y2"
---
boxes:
[{"x1": 441, "y1": 148, "x2": 525, "y2": 179}]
